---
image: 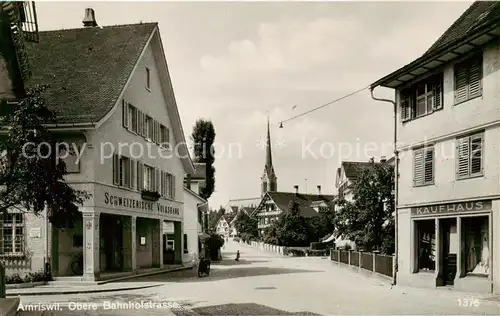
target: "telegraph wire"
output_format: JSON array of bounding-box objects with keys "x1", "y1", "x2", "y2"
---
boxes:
[{"x1": 279, "y1": 85, "x2": 370, "y2": 127}]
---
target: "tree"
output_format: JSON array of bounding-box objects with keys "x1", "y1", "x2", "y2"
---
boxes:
[
  {"x1": 0, "y1": 85, "x2": 89, "y2": 227},
  {"x1": 263, "y1": 200, "x2": 309, "y2": 247},
  {"x1": 334, "y1": 160, "x2": 394, "y2": 253},
  {"x1": 191, "y1": 119, "x2": 216, "y2": 200},
  {"x1": 307, "y1": 203, "x2": 336, "y2": 242},
  {"x1": 234, "y1": 211, "x2": 258, "y2": 241}
]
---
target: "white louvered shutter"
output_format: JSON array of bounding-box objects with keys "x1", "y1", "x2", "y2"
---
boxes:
[
  {"x1": 457, "y1": 137, "x2": 470, "y2": 178},
  {"x1": 468, "y1": 58, "x2": 482, "y2": 99},
  {"x1": 470, "y1": 134, "x2": 483, "y2": 175},
  {"x1": 113, "y1": 155, "x2": 120, "y2": 185},
  {"x1": 122, "y1": 100, "x2": 129, "y2": 129},
  {"x1": 172, "y1": 174, "x2": 176, "y2": 199},
  {"x1": 413, "y1": 149, "x2": 424, "y2": 186},
  {"x1": 432, "y1": 78, "x2": 443, "y2": 110},
  {"x1": 156, "y1": 169, "x2": 161, "y2": 193},
  {"x1": 400, "y1": 91, "x2": 411, "y2": 122},
  {"x1": 424, "y1": 148, "x2": 434, "y2": 183},
  {"x1": 455, "y1": 65, "x2": 468, "y2": 104},
  {"x1": 137, "y1": 162, "x2": 143, "y2": 190},
  {"x1": 130, "y1": 160, "x2": 135, "y2": 189}
]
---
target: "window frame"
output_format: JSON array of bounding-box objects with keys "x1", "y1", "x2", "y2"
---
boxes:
[
  {"x1": 400, "y1": 72, "x2": 444, "y2": 123},
  {"x1": 145, "y1": 67, "x2": 151, "y2": 91},
  {"x1": 0, "y1": 212, "x2": 25, "y2": 256},
  {"x1": 412, "y1": 145, "x2": 435, "y2": 187},
  {"x1": 59, "y1": 142, "x2": 81, "y2": 174},
  {"x1": 456, "y1": 132, "x2": 484, "y2": 180}
]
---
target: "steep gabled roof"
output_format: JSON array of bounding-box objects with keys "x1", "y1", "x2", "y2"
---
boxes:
[
  {"x1": 256, "y1": 192, "x2": 335, "y2": 218},
  {"x1": 371, "y1": 1, "x2": 500, "y2": 89},
  {"x1": 341, "y1": 161, "x2": 381, "y2": 184},
  {"x1": 425, "y1": 1, "x2": 500, "y2": 55},
  {"x1": 26, "y1": 23, "x2": 156, "y2": 124}
]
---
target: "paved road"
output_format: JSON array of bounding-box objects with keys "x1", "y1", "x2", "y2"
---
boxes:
[{"x1": 18, "y1": 240, "x2": 500, "y2": 315}]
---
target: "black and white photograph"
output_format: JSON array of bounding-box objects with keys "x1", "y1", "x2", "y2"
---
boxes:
[{"x1": 0, "y1": 0, "x2": 500, "y2": 315}]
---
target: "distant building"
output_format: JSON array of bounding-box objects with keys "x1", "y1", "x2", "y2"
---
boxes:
[
  {"x1": 252, "y1": 186, "x2": 335, "y2": 237},
  {"x1": 333, "y1": 157, "x2": 392, "y2": 250}
]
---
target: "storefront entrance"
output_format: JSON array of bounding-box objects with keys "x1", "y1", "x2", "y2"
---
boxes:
[
  {"x1": 439, "y1": 218, "x2": 457, "y2": 286},
  {"x1": 101, "y1": 213, "x2": 124, "y2": 271}
]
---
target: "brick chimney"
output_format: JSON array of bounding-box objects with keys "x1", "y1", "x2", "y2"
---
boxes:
[
  {"x1": 380, "y1": 156, "x2": 387, "y2": 163},
  {"x1": 82, "y1": 8, "x2": 97, "y2": 27},
  {"x1": 294, "y1": 185, "x2": 299, "y2": 195},
  {"x1": 317, "y1": 185, "x2": 322, "y2": 196}
]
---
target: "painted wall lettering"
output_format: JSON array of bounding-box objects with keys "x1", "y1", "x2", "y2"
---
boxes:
[
  {"x1": 410, "y1": 200, "x2": 492, "y2": 217},
  {"x1": 104, "y1": 192, "x2": 180, "y2": 215}
]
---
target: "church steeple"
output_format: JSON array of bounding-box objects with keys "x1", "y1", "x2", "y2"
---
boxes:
[{"x1": 261, "y1": 115, "x2": 277, "y2": 197}]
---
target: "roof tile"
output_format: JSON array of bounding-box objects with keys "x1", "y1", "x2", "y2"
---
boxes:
[{"x1": 25, "y1": 23, "x2": 157, "y2": 123}]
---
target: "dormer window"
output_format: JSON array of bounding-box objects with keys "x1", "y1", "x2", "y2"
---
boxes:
[
  {"x1": 145, "y1": 67, "x2": 151, "y2": 91},
  {"x1": 400, "y1": 73, "x2": 443, "y2": 122}
]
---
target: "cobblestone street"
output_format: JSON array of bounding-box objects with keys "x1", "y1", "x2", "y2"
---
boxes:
[{"x1": 18, "y1": 241, "x2": 500, "y2": 315}]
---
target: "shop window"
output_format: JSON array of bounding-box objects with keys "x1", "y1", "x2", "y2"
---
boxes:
[
  {"x1": 416, "y1": 219, "x2": 436, "y2": 271},
  {"x1": 463, "y1": 216, "x2": 489, "y2": 275}
]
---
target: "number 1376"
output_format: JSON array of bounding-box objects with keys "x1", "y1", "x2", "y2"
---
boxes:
[{"x1": 457, "y1": 298, "x2": 479, "y2": 307}]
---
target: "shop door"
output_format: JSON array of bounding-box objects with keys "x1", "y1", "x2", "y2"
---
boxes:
[
  {"x1": 103, "y1": 215, "x2": 124, "y2": 271},
  {"x1": 441, "y1": 218, "x2": 457, "y2": 286}
]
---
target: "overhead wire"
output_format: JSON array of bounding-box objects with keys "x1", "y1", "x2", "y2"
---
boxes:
[{"x1": 278, "y1": 85, "x2": 370, "y2": 127}]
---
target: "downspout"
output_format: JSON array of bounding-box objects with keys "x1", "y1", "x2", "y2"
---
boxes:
[{"x1": 370, "y1": 87, "x2": 398, "y2": 286}]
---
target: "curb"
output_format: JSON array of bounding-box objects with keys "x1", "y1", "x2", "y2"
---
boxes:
[
  {"x1": 6, "y1": 265, "x2": 194, "y2": 296},
  {"x1": 6, "y1": 283, "x2": 163, "y2": 297}
]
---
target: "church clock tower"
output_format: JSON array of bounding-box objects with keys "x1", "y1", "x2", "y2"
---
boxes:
[{"x1": 261, "y1": 116, "x2": 277, "y2": 197}]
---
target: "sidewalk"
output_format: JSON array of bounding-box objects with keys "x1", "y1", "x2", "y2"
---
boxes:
[{"x1": 6, "y1": 265, "x2": 194, "y2": 296}]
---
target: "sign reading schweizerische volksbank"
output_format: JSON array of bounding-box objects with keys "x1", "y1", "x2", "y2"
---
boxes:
[{"x1": 104, "y1": 192, "x2": 180, "y2": 216}]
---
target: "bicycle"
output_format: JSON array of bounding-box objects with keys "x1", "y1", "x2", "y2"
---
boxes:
[{"x1": 71, "y1": 252, "x2": 83, "y2": 276}]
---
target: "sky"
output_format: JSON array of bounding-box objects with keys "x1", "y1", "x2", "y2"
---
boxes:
[{"x1": 35, "y1": 1, "x2": 474, "y2": 209}]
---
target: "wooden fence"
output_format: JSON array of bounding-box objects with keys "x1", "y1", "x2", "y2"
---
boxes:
[{"x1": 330, "y1": 249, "x2": 394, "y2": 279}]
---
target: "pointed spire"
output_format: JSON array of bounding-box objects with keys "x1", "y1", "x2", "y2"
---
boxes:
[{"x1": 266, "y1": 114, "x2": 272, "y2": 168}]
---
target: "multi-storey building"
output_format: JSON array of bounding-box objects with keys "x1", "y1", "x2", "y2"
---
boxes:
[
  {"x1": 371, "y1": 1, "x2": 500, "y2": 293},
  {"x1": 0, "y1": 9, "x2": 197, "y2": 282}
]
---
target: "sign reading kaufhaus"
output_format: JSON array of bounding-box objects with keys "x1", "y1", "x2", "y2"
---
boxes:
[
  {"x1": 104, "y1": 192, "x2": 180, "y2": 217},
  {"x1": 411, "y1": 200, "x2": 492, "y2": 217}
]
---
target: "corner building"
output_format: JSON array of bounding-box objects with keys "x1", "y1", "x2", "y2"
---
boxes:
[
  {"x1": 371, "y1": 2, "x2": 500, "y2": 293},
  {"x1": 0, "y1": 13, "x2": 196, "y2": 281}
]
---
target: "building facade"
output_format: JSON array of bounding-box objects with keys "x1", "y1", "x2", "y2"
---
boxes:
[
  {"x1": 0, "y1": 11, "x2": 197, "y2": 281},
  {"x1": 371, "y1": 1, "x2": 500, "y2": 293},
  {"x1": 253, "y1": 187, "x2": 335, "y2": 237}
]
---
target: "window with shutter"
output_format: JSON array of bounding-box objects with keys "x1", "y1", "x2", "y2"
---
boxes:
[
  {"x1": 400, "y1": 91, "x2": 411, "y2": 122},
  {"x1": 137, "y1": 162, "x2": 143, "y2": 190},
  {"x1": 129, "y1": 105, "x2": 138, "y2": 133},
  {"x1": 122, "y1": 100, "x2": 129, "y2": 129},
  {"x1": 130, "y1": 160, "x2": 135, "y2": 189},
  {"x1": 156, "y1": 169, "x2": 161, "y2": 193},
  {"x1": 454, "y1": 54, "x2": 482, "y2": 104},
  {"x1": 113, "y1": 154, "x2": 120, "y2": 185},
  {"x1": 400, "y1": 73, "x2": 443, "y2": 123},
  {"x1": 172, "y1": 174, "x2": 176, "y2": 199},
  {"x1": 413, "y1": 146, "x2": 434, "y2": 186},
  {"x1": 457, "y1": 132, "x2": 483, "y2": 179}
]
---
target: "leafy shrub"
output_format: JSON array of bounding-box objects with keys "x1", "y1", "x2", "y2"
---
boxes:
[
  {"x1": 289, "y1": 249, "x2": 306, "y2": 257},
  {"x1": 305, "y1": 249, "x2": 327, "y2": 257},
  {"x1": 310, "y1": 242, "x2": 326, "y2": 250},
  {"x1": 6, "y1": 273, "x2": 23, "y2": 284},
  {"x1": 6, "y1": 270, "x2": 52, "y2": 284}
]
